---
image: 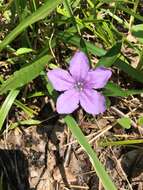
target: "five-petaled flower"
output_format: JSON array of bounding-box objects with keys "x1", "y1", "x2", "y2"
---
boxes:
[{"x1": 47, "y1": 51, "x2": 112, "y2": 114}]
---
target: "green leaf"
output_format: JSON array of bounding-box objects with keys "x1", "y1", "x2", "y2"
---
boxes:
[
  {"x1": 18, "y1": 119, "x2": 41, "y2": 125},
  {"x1": 27, "y1": 91, "x2": 46, "y2": 98},
  {"x1": 137, "y1": 117, "x2": 143, "y2": 126},
  {"x1": 117, "y1": 117, "x2": 132, "y2": 129},
  {"x1": 104, "y1": 82, "x2": 127, "y2": 97},
  {"x1": 96, "y1": 42, "x2": 122, "y2": 67},
  {"x1": 114, "y1": 58, "x2": 143, "y2": 84},
  {"x1": 104, "y1": 82, "x2": 143, "y2": 97},
  {"x1": 0, "y1": 54, "x2": 52, "y2": 95},
  {"x1": 64, "y1": 115, "x2": 117, "y2": 190},
  {"x1": 105, "y1": 97, "x2": 111, "y2": 108},
  {"x1": 0, "y1": 90, "x2": 19, "y2": 130},
  {"x1": 99, "y1": 139, "x2": 143, "y2": 147},
  {"x1": 9, "y1": 119, "x2": 42, "y2": 130},
  {"x1": 15, "y1": 47, "x2": 33, "y2": 55},
  {"x1": 58, "y1": 32, "x2": 106, "y2": 57},
  {"x1": 131, "y1": 24, "x2": 143, "y2": 43},
  {"x1": 117, "y1": 5, "x2": 143, "y2": 22},
  {"x1": 0, "y1": 0, "x2": 62, "y2": 52},
  {"x1": 14, "y1": 100, "x2": 37, "y2": 117}
]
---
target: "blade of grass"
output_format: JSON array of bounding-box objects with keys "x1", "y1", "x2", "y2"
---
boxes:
[
  {"x1": 0, "y1": 89, "x2": 19, "y2": 130},
  {"x1": 128, "y1": 0, "x2": 139, "y2": 31},
  {"x1": 104, "y1": 82, "x2": 143, "y2": 97},
  {"x1": 64, "y1": 115, "x2": 117, "y2": 190},
  {"x1": 99, "y1": 139, "x2": 143, "y2": 147},
  {"x1": 114, "y1": 58, "x2": 143, "y2": 84},
  {"x1": 9, "y1": 119, "x2": 42, "y2": 130},
  {"x1": 27, "y1": 91, "x2": 46, "y2": 98},
  {"x1": 131, "y1": 24, "x2": 143, "y2": 44},
  {"x1": 96, "y1": 42, "x2": 122, "y2": 67},
  {"x1": 0, "y1": 0, "x2": 62, "y2": 52},
  {"x1": 58, "y1": 32, "x2": 106, "y2": 56},
  {"x1": 117, "y1": 4, "x2": 143, "y2": 22},
  {"x1": 0, "y1": 54, "x2": 52, "y2": 95},
  {"x1": 14, "y1": 100, "x2": 38, "y2": 117}
]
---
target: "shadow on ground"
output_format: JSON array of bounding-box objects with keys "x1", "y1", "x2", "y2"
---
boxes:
[{"x1": 0, "y1": 149, "x2": 30, "y2": 190}]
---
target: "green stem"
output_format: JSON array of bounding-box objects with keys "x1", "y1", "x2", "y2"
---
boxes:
[{"x1": 99, "y1": 139, "x2": 143, "y2": 147}]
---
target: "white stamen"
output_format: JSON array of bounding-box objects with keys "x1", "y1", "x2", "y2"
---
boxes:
[{"x1": 75, "y1": 82, "x2": 84, "y2": 91}]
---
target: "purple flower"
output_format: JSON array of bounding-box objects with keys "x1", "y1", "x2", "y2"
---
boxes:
[{"x1": 47, "y1": 51, "x2": 112, "y2": 114}]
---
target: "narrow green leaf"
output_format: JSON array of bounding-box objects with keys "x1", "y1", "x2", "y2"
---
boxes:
[
  {"x1": 58, "y1": 32, "x2": 106, "y2": 57},
  {"x1": 46, "y1": 82, "x2": 54, "y2": 96},
  {"x1": 99, "y1": 139, "x2": 143, "y2": 147},
  {"x1": 0, "y1": 90, "x2": 19, "y2": 130},
  {"x1": 14, "y1": 100, "x2": 37, "y2": 117},
  {"x1": 19, "y1": 119, "x2": 41, "y2": 125},
  {"x1": 27, "y1": 91, "x2": 46, "y2": 98},
  {"x1": 0, "y1": 0, "x2": 62, "y2": 52},
  {"x1": 9, "y1": 119, "x2": 42, "y2": 130},
  {"x1": 104, "y1": 82, "x2": 127, "y2": 97},
  {"x1": 16, "y1": 47, "x2": 33, "y2": 55},
  {"x1": 64, "y1": 115, "x2": 117, "y2": 190},
  {"x1": 131, "y1": 24, "x2": 143, "y2": 43},
  {"x1": 117, "y1": 117, "x2": 132, "y2": 129},
  {"x1": 0, "y1": 54, "x2": 52, "y2": 95},
  {"x1": 104, "y1": 82, "x2": 143, "y2": 97},
  {"x1": 137, "y1": 117, "x2": 143, "y2": 126},
  {"x1": 96, "y1": 42, "x2": 122, "y2": 67},
  {"x1": 114, "y1": 58, "x2": 143, "y2": 84},
  {"x1": 117, "y1": 5, "x2": 143, "y2": 22}
]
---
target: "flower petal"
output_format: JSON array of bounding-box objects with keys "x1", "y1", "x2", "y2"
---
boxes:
[
  {"x1": 69, "y1": 51, "x2": 89, "y2": 81},
  {"x1": 56, "y1": 89, "x2": 79, "y2": 114},
  {"x1": 47, "y1": 68, "x2": 75, "y2": 91},
  {"x1": 85, "y1": 67, "x2": 112, "y2": 89},
  {"x1": 80, "y1": 89, "x2": 106, "y2": 115}
]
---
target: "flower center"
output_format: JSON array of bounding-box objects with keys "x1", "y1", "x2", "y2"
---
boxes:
[{"x1": 75, "y1": 82, "x2": 84, "y2": 91}]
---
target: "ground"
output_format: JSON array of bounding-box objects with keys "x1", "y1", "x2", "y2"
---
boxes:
[{"x1": 0, "y1": 88, "x2": 143, "y2": 189}]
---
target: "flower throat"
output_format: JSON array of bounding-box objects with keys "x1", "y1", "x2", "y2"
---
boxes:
[{"x1": 75, "y1": 82, "x2": 84, "y2": 91}]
